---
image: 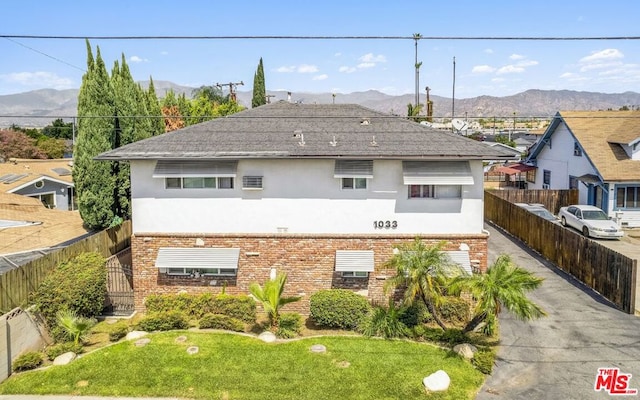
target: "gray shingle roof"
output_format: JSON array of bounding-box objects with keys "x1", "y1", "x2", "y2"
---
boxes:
[{"x1": 96, "y1": 102, "x2": 516, "y2": 161}]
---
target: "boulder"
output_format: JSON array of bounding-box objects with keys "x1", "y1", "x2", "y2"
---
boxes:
[
  {"x1": 258, "y1": 331, "x2": 277, "y2": 343},
  {"x1": 453, "y1": 343, "x2": 478, "y2": 359},
  {"x1": 125, "y1": 331, "x2": 148, "y2": 340},
  {"x1": 310, "y1": 344, "x2": 326, "y2": 353},
  {"x1": 186, "y1": 346, "x2": 199, "y2": 355},
  {"x1": 423, "y1": 370, "x2": 450, "y2": 392},
  {"x1": 53, "y1": 351, "x2": 76, "y2": 366}
]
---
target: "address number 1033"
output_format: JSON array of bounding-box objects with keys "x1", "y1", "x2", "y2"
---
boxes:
[{"x1": 374, "y1": 220, "x2": 398, "y2": 229}]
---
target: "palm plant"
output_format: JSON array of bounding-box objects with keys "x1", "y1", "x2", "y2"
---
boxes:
[
  {"x1": 360, "y1": 299, "x2": 409, "y2": 339},
  {"x1": 56, "y1": 309, "x2": 96, "y2": 345},
  {"x1": 249, "y1": 273, "x2": 300, "y2": 330},
  {"x1": 384, "y1": 239, "x2": 463, "y2": 330},
  {"x1": 449, "y1": 253, "x2": 546, "y2": 336}
]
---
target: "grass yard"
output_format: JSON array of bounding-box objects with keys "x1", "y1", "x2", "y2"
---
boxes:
[{"x1": 0, "y1": 332, "x2": 485, "y2": 399}]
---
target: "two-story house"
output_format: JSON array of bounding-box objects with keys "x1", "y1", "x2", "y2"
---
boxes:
[
  {"x1": 526, "y1": 111, "x2": 640, "y2": 228},
  {"x1": 96, "y1": 102, "x2": 516, "y2": 312}
]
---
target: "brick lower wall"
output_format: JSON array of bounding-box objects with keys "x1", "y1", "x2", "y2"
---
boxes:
[{"x1": 132, "y1": 233, "x2": 489, "y2": 314}]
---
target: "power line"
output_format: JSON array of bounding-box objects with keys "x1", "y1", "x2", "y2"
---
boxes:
[
  {"x1": 3, "y1": 37, "x2": 85, "y2": 71},
  {"x1": 2, "y1": 34, "x2": 640, "y2": 41}
]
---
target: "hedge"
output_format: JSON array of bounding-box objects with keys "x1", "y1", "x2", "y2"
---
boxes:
[
  {"x1": 309, "y1": 289, "x2": 371, "y2": 329},
  {"x1": 144, "y1": 293, "x2": 256, "y2": 323}
]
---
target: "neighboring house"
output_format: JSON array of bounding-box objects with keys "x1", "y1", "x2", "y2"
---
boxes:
[
  {"x1": 0, "y1": 159, "x2": 75, "y2": 211},
  {"x1": 97, "y1": 102, "x2": 516, "y2": 312},
  {"x1": 526, "y1": 110, "x2": 640, "y2": 227},
  {"x1": 0, "y1": 192, "x2": 90, "y2": 274}
]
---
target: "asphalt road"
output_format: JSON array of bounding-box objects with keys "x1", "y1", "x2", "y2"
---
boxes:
[{"x1": 476, "y1": 223, "x2": 640, "y2": 400}]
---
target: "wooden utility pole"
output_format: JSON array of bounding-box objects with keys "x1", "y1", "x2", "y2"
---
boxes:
[{"x1": 216, "y1": 81, "x2": 244, "y2": 102}]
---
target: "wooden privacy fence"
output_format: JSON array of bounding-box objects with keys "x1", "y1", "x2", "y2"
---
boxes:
[
  {"x1": 0, "y1": 220, "x2": 131, "y2": 313},
  {"x1": 485, "y1": 191, "x2": 637, "y2": 313},
  {"x1": 487, "y1": 188, "x2": 579, "y2": 214}
]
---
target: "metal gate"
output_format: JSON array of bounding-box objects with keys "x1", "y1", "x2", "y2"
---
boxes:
[{"x1": 104, "y1": 248, "x2": 134, "y2": 315}]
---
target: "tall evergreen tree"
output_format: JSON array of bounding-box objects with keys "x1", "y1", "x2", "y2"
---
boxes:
[
  {"x1": 73, "y1": 41, "x2": 116, "y2": 229},
  {"x1": 251, "y1": 58, "x2": 266, "y2": 108},
  {"x1": 145, "y1": 77, "x2": 165, "y2": 136}
]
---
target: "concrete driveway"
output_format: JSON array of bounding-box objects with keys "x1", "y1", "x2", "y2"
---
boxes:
[{"x1": 476, "y1": 223, "x2": 640, "y2": 400}]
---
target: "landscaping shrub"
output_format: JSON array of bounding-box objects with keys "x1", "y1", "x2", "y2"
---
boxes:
[
  {"x1": 108, "y1": 324, "x2": 130, "y2": 342},
  {"x1": 438, "y1": 297, "x2": 470, "y2": 324},
  {"x1": 309, "y1": 289, "x2": 371, "y2": 329},
  {"x1": 198, "y1": 314, "x2": 245, "y2": 332},
  {"x1": 32, "y1": 252, "x2": 107, "y2": 333},
  {"x1": 12, "y1": 351, "x2": 43, "y2": 372},
  {"x1": 472, "y1": 348, "x2": 496, "y2": 374},
  {"x1": 398, "y1": 302, "x2": 432, "y2": 328},
  {"x1": 45, "y1": 342, "x2": 84, "y2": 361},
  {"x1": 136, "y1": 311, "x2": 189, "y2": 331},
  {"x1": 440, "y1": 328, "x2": 469, "y2": 346},
  {"x1": 276, "y1": 312, "x2": 303, "y2": 339},
  {"x1": 360, "y1": 301, "x2": 409, "y2": 339},
  {"x1": 144, "y1": 293, "x2": 256, "y2": 323}
]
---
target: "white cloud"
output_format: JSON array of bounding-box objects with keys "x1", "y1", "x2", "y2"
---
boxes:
[
  {"x1": 160, "y1": 51, "x2": 169, "y2": 56},
  {"x1": 276, "y1": 66, "x2": 296, "y2": 73},
  {"x1": 359, "y1": 53, "x2": 387, "y2": 63},
  {"x1": 579, "y1": 61, "x2": 623, "y2": 72},
  {"x1": 496, "y1": 65, "x2": 525, "y2": 74},
  {"x1": 580, "y1": 49, "x2": 624, "y2": 63},
  {"x1": 313, "y1": 74, "x2": 328, "y2": 80},
  {"x1": 491, "y1": 78, "x2": 506, "y2": 83},
  {"x1": 0, "y1": 71, "x2": 74, "y2": 89},
  {"x1": 297, "y1": 64, "x2": 319, "y2": 73},
  {"x1": 357, "y1": 62, "x2": 375, "y2": 69},
  {"x1": 484, "y1": 48, "x2": 494, "y2": 54},
  {"x1": 472, "y1": 65, "x2": 496, "y2": 74},
  {"x1": 339, "y1": 66, "x2": 356, "y2": 73},
  {"x1": 129, "y1": 55, "x2": 148, "y2": 63},
  {"x1": 516, "y1": 60, "x2": 539, "y2": 67},
  {"x1": 510, "y1": 54, "x2": 525, "y2": 60},
  {"x1": 334, "y1": 52, "x2": 342, "y2": 57}
]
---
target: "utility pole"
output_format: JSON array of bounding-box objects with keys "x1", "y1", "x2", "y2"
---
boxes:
[
  {"x1": 413, "y1": 33, "x2": 422, "y2": 109},
  {"x1": 265, "y1": 94, "x2": 275, "y2": 104},
  {"x1": 216, "y1": 81, "x2": 244, "y2": 102},
  {"x1": 452, "y1": 56, "x2": 456, "y2": 133},
  {"x1": 425, "y1": 86, "x2": 433, "y2": 122}
]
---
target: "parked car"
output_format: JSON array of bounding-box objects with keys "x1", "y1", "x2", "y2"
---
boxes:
[
  {"x1": 515, "y1": 203, "x2": 559, "y2": 223},
  {"x1": 558, "y1": 205, "x2": 624, "y2": 239}
]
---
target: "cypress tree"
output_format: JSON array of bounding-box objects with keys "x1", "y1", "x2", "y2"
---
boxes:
[
  {"x1": 73, "y1": 41, "x2": 116, "y2": 229},
  {"x1": 251, "y1": 58, "x2": 266, "y2": 108},
  {"x1": 145, "y1": 77, "x2": 165, "y2": 136}
]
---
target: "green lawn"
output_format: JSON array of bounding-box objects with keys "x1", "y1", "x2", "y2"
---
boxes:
[{"x1": 0, "y1": 332, "x2": 485, "y2": 399}]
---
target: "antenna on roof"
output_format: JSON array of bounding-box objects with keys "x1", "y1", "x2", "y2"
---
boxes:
[
  {"x1": 293, "y1": 129, "x2": 305, "y2": 146},
  {"x1": 329, "y1": 136, "x2": 337, "y2": 147},
  {"x1": 370, "y1": 136, "x2": 378, "y2": 147}
]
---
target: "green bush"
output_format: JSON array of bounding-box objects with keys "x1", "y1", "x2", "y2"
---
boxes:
[
  {"x1": 12, "y1": 351, "x2": 43, "y2": 372},
  {"x1": 136, "y1": 311, "x2": 189, "y2": 331},
  {"x1": 440, "y1": 328, "x2": 468, "y2": 346},
  {"x1": 399, "y1": 302, "x2": 432, "y2": 328},
  {"x1": 198, "y1": 314, "x2": 245, "y2": 332},
  {"x1": 276, "y1": 312, "x2": 303, "y2": 339},
  {"x1": 32, "y1": 252, "x2": 107, "y2": 332},
  {"x1": 472, "y1": 349, "x2": 496, "y2": 374},
  {"x1": 309, "y1": 289, "x2": 371, "y2": 329},
  {"x1": 144, "y1": 293, "x2": 256, "y2": 323},
  {"x1": 108, "y1": 324, "x2": 130, "y2": 342},
  {"x1": 360, "y1": 301, "x2": 409, "y2": 339},
  {"x1": 45, "y1": 342, "x2": 84, "y2": 361},
  {"x1": 438, "y1": 297, "x2": 470, "y2": 324}
]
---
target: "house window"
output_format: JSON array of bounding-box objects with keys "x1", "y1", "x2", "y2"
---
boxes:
[
  {"x1": 166, "y1": 267, "x2": 237, "y2": 276},
  {"x1": 569, "y1": 175, "x2": 579, "y2": 190},
  {"x1": 573, "y1": 142, "x2": 582, "y2": 156},
  {"x1": 341, "y1": 271, "x2": 369, "y2": 278},
  {"x1": 165, "y1": 177, "x2": 234, "y2": 189},
  {"x1": 526, "y1": 169, "x2": 536, "y2": 183},
  {"x1": 543, "y1": 170, "x2": 551, "y2": 188},
  {"x1": 409, "y1": 185, "x2": 434, "y2": 198},
  {"x1": 616, "y1": 186, "x2": 640, "y2": 209},
  {"x1": 342, "y1": 177, "x2": 367, "y2": 189},
  {"x1": 242, "y1": 176, "x2": 263, "y2": 190}
]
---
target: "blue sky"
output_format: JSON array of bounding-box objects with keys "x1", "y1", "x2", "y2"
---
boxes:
[{"x1": 2, "y1": 0, "x2": 640, "y2": 98}]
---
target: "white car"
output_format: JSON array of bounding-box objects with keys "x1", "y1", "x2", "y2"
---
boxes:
[{"x1": 558, "y1": 205, "x2": 624, "y2": 239}]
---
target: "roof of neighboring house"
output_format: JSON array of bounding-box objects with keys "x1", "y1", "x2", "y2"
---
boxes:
[
  {"x1": 0, "y1": 193, "x2": 91, "y2": 261},
  {"x1": 96, "y1": 102, "x2": 517, "y2": 161},
  {"x1": 529, "y1": 110, "x2": 640, "y2": 181},
  {"x1": 0, "y1": 158, "x2": 74, "y2": 193}
]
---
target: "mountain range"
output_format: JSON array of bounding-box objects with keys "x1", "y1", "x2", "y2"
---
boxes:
[{"x1": 2, "y1": 80, "x2": 640, "y2": 128}]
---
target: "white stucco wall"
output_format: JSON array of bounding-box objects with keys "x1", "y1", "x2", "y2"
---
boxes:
[
  {"x1": 130, "y1": 159, "x2": 486, "y2": 235},
  {"x1": 531, "y1": 123, "x2": 595, "y2": 203}
]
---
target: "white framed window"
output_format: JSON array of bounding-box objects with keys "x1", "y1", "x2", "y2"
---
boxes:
[
  {"x1": 342, "y1": 177, "x2": 367, "y2": 189},
  {"x1": 341, "y1": 271, "x2": 369, "y2": 278},
  {"x1": 409, "y1": 185, "x2": 434, "y2": 198},
  {"x1": 165, "y1": 267, "x2": 237, "y2": 276},
  {"x1": 242, "y1": 176, "x2": 263, "y2": 190},
  {"x1": 165, "y1": 177, "x2": 234, "y2": 189}
]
